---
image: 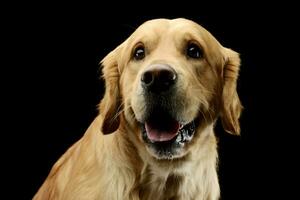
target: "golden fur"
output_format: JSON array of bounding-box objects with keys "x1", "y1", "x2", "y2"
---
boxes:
[{"x1": 34, "y1": 18, "x2": 242, "y2": 200}]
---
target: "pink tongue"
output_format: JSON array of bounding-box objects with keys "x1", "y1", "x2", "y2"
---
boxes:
[{"x1": 145, "y1": 122, "x2": 180, "y2": 142}]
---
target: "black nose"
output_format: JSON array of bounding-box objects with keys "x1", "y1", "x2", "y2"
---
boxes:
[{"x1": 141, "y1": 64, "x2": 177, "y2": 93}]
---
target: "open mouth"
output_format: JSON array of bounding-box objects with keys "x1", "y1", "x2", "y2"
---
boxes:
[
  {"x1": 140, "y1": 110, "x2": 198, "y2": 158},
  {"x1": 142, "y1": 118, "x2": 195, "y2": 143}
]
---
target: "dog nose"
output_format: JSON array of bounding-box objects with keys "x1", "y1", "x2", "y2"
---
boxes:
[{"x1": 141, "y1": 64, "x2": 177, "y2": 93}]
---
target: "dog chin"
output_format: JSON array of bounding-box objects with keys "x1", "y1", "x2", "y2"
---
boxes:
[{"x1": 146, "y1": 145, "x2": 186, "y2": 160}]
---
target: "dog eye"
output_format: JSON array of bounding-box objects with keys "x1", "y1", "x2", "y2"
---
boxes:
[
  {"x1": 133, "y1": 45, "x2": 145, "y2": 60},
  {"x1": 186, "y1": 43, "x2": 203, "y2": 59}
]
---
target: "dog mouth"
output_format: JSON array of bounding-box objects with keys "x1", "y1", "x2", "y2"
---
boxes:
[
  {"x1": 142, "y1": 119, "x2": 195, "y2": 143},
  {"x1": 139, "y1": 110, "x2": 197, "y2": 159}
]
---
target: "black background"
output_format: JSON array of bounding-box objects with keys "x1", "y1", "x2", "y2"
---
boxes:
[{"x1": 5, "y1": 2, "x2": 297, "y2": 200}]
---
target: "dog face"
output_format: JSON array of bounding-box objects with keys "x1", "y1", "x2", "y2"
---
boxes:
[{"x1": 100, "y1": 18, "x2": 242, "y2": 160}]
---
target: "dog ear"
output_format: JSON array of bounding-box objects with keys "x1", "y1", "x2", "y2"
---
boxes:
[
  {"x1": 220, "y1": 48, "x2": 243, "y2": 135},
  {"x1": 99, "y1": 45, "x2": 123, "y2": 134}
]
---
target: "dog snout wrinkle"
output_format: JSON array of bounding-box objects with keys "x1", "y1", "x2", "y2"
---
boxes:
[{"x1": 141, "y1": 64, "x2": 177, "y2": 93}]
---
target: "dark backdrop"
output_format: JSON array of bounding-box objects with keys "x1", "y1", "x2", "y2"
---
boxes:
[{"x1": 7, "y1": 3, "x2": 297, "y2": 200}]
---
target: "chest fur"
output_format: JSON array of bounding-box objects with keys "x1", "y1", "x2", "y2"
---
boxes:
[
  {"x1": 137, "y1": 160, "x2": 220, "y2": 200},
  {"x1": 138, "y1": 166, "x2": 201, "y2": 200}
]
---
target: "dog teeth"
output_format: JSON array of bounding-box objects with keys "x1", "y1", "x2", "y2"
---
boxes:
[{"x1": 179, "y1": 124, "x2": 184, "y2": 129}]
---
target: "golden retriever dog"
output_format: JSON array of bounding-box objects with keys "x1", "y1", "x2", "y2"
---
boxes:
[{"x1": 34, "y1": 18, "x2": 242, "y2": 200}]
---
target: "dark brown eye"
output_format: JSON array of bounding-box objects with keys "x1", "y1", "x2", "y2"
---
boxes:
[
  {"x1": 187, "y1": 43, "x2": 203, "y2": 59},
  {"x1": 133, "y1": 45, "x2": 145, "y2": 60}
]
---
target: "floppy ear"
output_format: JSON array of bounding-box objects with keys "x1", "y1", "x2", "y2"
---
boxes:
[
  {"x1": 220, "y1": 48, "x2": 243, "y2": 135},
  {"x1": 99, "y1": 46, "x2": 123, "y2": 134}
]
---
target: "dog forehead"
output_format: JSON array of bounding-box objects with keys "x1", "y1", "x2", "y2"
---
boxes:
[
  {"x1": 133, "y1": 18, "x2": 204, "y2": 34},
  {"x1": 127, "y1": 18, "x2": 220, "y2": 47}
]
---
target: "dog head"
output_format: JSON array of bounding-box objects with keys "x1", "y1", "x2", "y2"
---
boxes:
[{"x1": 99, "y1": 18, "x2": 242, "y2": 159}]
